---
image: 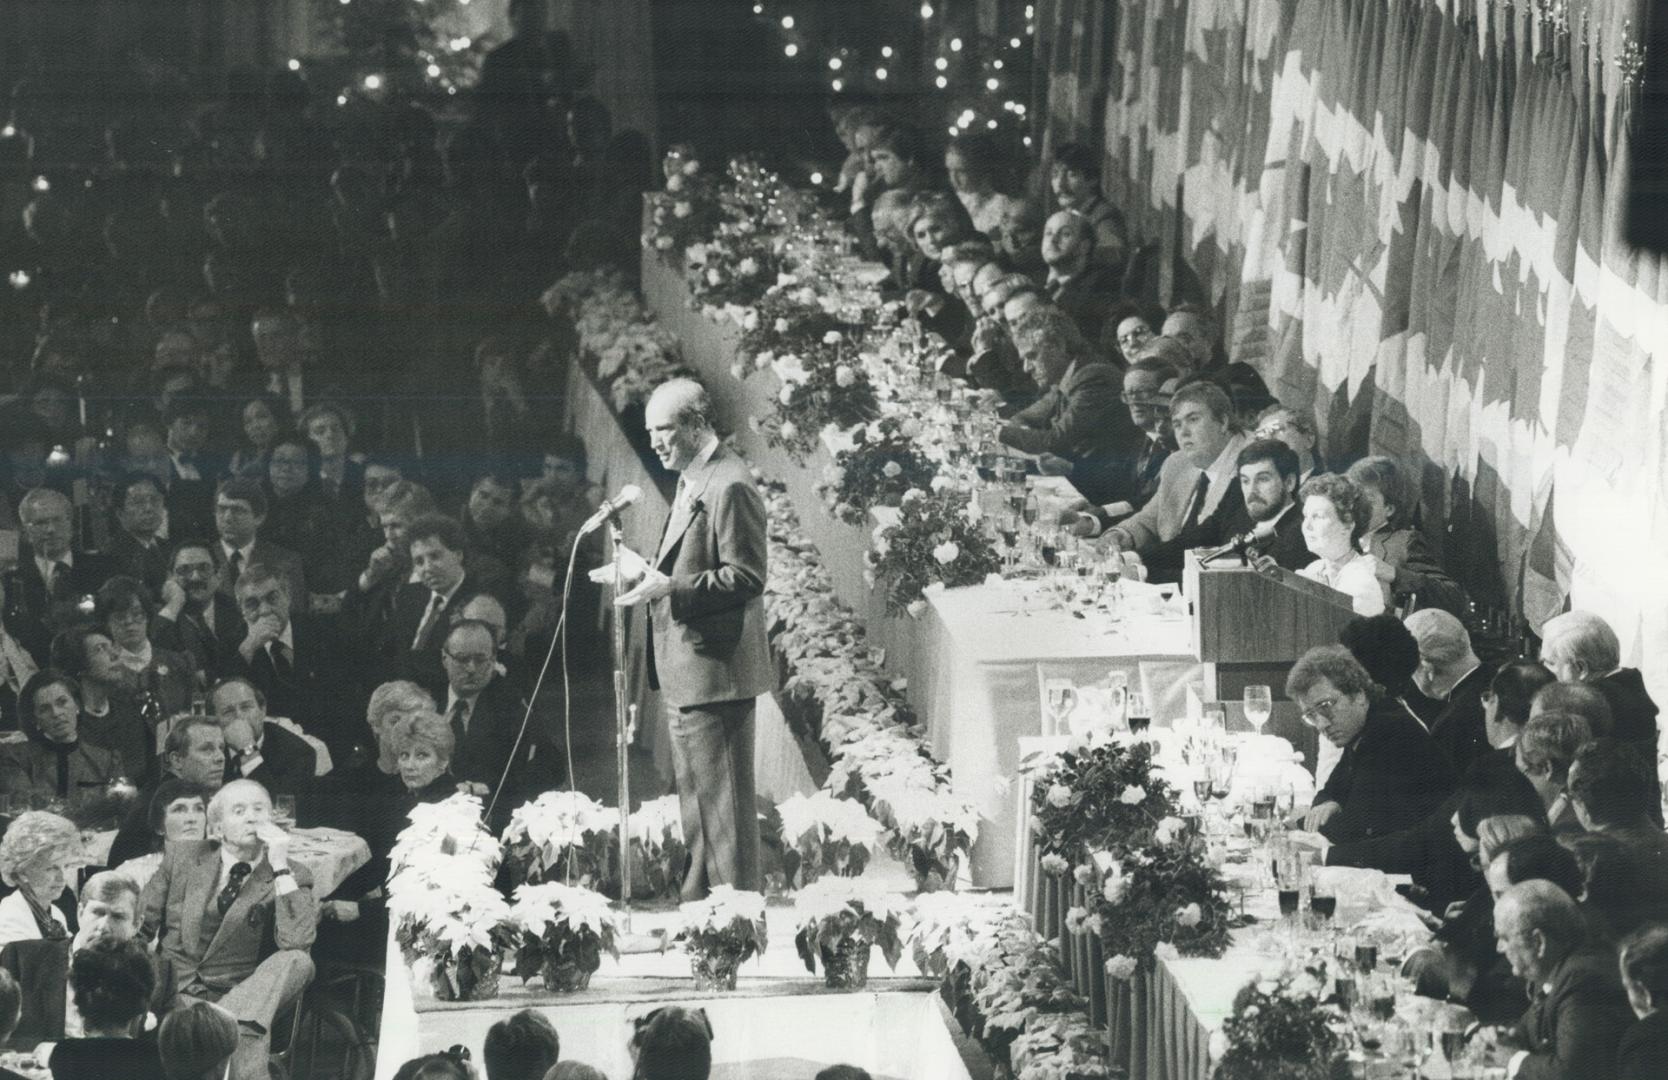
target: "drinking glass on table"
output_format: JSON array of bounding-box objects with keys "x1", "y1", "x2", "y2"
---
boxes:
[
  {"x1": 1104, "y1": 671, "x2": 1129, "y2": 730},
  {"x1": 274, "y1": 794, "x2": 297, "y2": 830},
  {"x1": 1243, "y1": 685, "x2": 1273, "y2": 735},
  {"x1": 1125, "y1": 690, "x2": 1151, "y2": 735},
  {"x1": 1044, "y1": 678, "x2": 1079, "y2": 736}
]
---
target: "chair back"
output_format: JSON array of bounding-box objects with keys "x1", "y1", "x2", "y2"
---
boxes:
[{"x1": 0, "y1": 937, "x2": 69, "y2": 1047}]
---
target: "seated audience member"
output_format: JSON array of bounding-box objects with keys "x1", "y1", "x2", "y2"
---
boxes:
[
  {"x1": 1184, "y1": 437, "x2": 1307, "y2": 571},
  {"x1": 1160, "y1": 305, "x2": 1272, "y2": 415},
  {"x1": 156, "y1": 1002, "x2": 239, "y2": 1080},
  {"x1": 1405, "y1": 609, "x2": 1495, "y2": 775},
  {"x1": 297, "y1": 400, "x2": 364, "y2": 502},
  {"x1": 1495, "y1": 879, "x2": 1633, "y2": 1080},
  {"x1": 484, "y1": 1009, "x2": 561, "y2": 1080},
  {"x1": 107, "y1": 720, "x2": 225, "y2": 873},
  {"x1": 440, "y1": 621, "x2": 558, "y2": 820},
  {"x1": 96, "y1": 577, "x2": 194, "y2": 719},
  {"x1": 209, "y1": 677, "x2": 318, "y2": 796},
  {"x1": 548, "y1": 1064, "x2": 607, "y2": 1080},
  {"x1": 229, "y1": 562, "x2": 362, "y2": 760},
  {"x1": 1047, "y1": 142, "x2": 1125, "y2": 269},
  {"x1": 631, "y1": 1005, "x2": 713, "y2": 1080},
  {"x1": 1252, "y1": 405, "x2": 1326, "y2": 482},
  {"x1": 1514, "y1": 712, "x2": 1594, "y2": 834},
  {"x1": 49, "y1": 938, "x2": 166, "y2": 1080},
  {"x1": 1567, "y1": 739, "x2": 1667, "y2": 853},
  {"x1": 0, "y1": 671, "x2": 122, "y2": 815},
  {"x1": 1293, "y1": 474, "x2": 1388, "y2": 616},
  {"x1": 461, "y1": 472, "x2": 534, "y2": 583},
  {"x1": 108, "y1": 781, "x2": 209, "y2": 889},
  {"x1": 1095, "y1": 353, "x2": 1176, "y2": 519},
  {"x1": 228, "y1": 393, "x2": 290, "y2": 481},
  {"x1": 74, "y1": 872, "x2": 142, "y2": 952},
  {"x1": 263, "y1": 437, "x2": 348, "y2": 597},
  {"x1": 1338, "y1": 614, "x2": 1435, "y2": 724},
  {"x1": 945, "y1": 130, "x2": 1014, "y2": 238},
  {"x1": 382, "y1": 514, "x2": 490, "y2": 692},
  {"x1": 868, "y1": 188, "x2": 920, "y2": 292},
  {"x1": 1617, "y1": 924, "x2": 1668, "y2": 1080},
  {"x1": 162, "y1": 395, "x2": 218, "y2": 542},
  {"x1": 997, "y1": 193, "x2": 1047, "y2": 279},
  {"x1": 0, "y1": 579, "x2": 41, "y2": 730},
  {"x1": 1096, "y1": 381, "x2": 1251, "y2": 581},
  {"x1": 345, "y1": 480, "x2": 440, "y2": 646},
  {"x1": 1568, "y1": 830, "x2": 1668, "y2": 946},
  {"x1": 1039, "y1": 209, "x2": 1120, "y2": 350},
  {"x1": 0, "y1": 970, "x2": 25, "y2": 1080},
  {"x1": 1476, "y1": 661, "x2": 1559, "y2": 771},
  {"x1": 1530, "y1": 681, "x2": 1615, "y2": 737},
  {"x1": 140, "y1": 779, "x2": 316, "y2": 1080},
  {"x1": 1109, "y1": 308, "x2": 1157, "y2": 365},
  {"x1": 50, "y1": 625, "x2": 153, "y2": 783},
  {"x1": 1344, "y1": 455, "x2": 1468, "y2": 615},
  {"x1": 1539, "y1": 610, "x2": 1662, "y2": 824},
  {"x1": 151, "y1": 541, "x2": 243, "y2": 681},
  {"x1": 1286, "y1": 645, "x2": 1455, "y2": 843},
  {"x1": 105, "y1": 473, "x2": 172, "y2": 598},
  {"x1": 4, "y1": 488, "x2": 122, "y2": 663},
  {"x1": 0, "y1": 809, "x2": 80, "y2": 945},
  {"x1": 212, "y1": 479, "x2": 307, "y2": 616},
  {"x1": 391, "y1": 1050, "x2": 477, "y2": 1080},
  {"x1": 306, "y1": 679, "x2": 436, "y2": 831},
  {"x1": 997, "y1": 307, "x2": 1132, "y2": 505}
]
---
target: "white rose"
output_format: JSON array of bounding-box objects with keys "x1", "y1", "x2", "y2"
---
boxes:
[
  {"x1": 882, "y1": 460, "x2": 903, "y2": 478},
  {"x1": 778, "y1": 386, "x2": 795, "y2": 405},
  {"x1": 742, "y1": 309, "x2": 760, "y2": 331},
  {"x1": 1072, "y1": 865, "x2": 1095, "y2": 887},
  {"x1": 666, "y1": 174, "x2": 685, "y2": 193},
  {"x1": 706, "y1": 268, "x2": 723, "y2": 287},
  {"x1": 930, "y1": 474, "x2": 953, "y2": 492},
  {"x1": 1104, "y1": 955, "x2": 1138, "y2": 980},
  {"x1": 1084, "y1": 913, "x2": 1104, "y2": 937},
  {"x1": 738, "y1": 257, "x2": 759, "y2": 276},
  {"x1": 906, "y1": 599, "x2": 927, "y2": 618},
  {"x1": 1102, "y1": 866, "x2": 1128, "y2": 905},
  {"x1": 775, "y1": 317, "x2": 791, "y2": 334},
  {"x1": 754, "y1": 351, "x2": 773, "y2": 370},
  {"x1": 899, "y1": 419, "x2": 922, "y2": 438},
  {"x1": 682, "y1": 159, "x2": 701, "y2": 176},
  {"x1": 932, "y1": 541, "x2": 960, "y2": 565},
  {"x1": 653, "y1": 234, "x2": 674, "y2": 250},
  {"x1": 1175, "y1": 903, "x2": 1202, "y2": 928},
  {"x1": 778, "y1": 421, "x2": 798, "y2": 441},
  {"x1": 686, "y1": 243, "x2": 709, "y2": 265},
  {"x1": 777, "y1": 273, "x2": 800, "y2": 289},
  {"x1": 1118, "y1": 784, "x2": 1147, "y2": 805},
  {"x1": 673, "y1": 201, "x2": 693, "y2": 219},
  {"x1": 1046, "y1": 783, "x2": 1072, "y2": 808},
  {"x1": 901, "y1": 488, "x2": 926, "y2": 505},
  {"x1": 834, "y1": 365, "x2": 856, "y2": 387},
  {"x1": 823, "y1": 330, "x2": 843, "y2": 345},
  {"x1": 1208, "y1": 1031, "x2": 1230, "y2": 1062},
  {"x1": 1155, "y1": 816, "x2": 1187, "y2": 845},
  {"x1": 730, "y1": 362, "x2": 746, "y2": 380}
]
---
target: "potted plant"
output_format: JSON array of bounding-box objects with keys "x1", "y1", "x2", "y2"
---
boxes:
[
  {"x1": 775, "y1": 790, "x2": 883, "y2": 888},
  {"x1": 391, "y1": 875, "x2": 517, "y2": 1002},
  {"x1": 501, "y1": 790, "x2": 614, "y2": 888},
  {"x1": 508, "y1": 882, "x2": 621, "y2": 992},
  {"x1": 679, "y1": 885, "x2": 769, "y2": 991},
  {"x1": 865, "y1": 774, "x2": 979, "y2": 893},
  {"x1": 624, "y1": 794, "x2": 687, "y2": 900},
  {"x1": 388, "y1": 793, "x2": 501, "y2": 883},
  {"x1": 792, "y1": 877, "x2": 906, "y2": 990}
]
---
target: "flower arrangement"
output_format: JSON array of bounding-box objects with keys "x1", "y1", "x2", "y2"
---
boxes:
[
  {"x1": 958, "y1": 913, "x2": 1105, "y2": 1072},
  {"x1": 624, "y1": 794, "x2": 686, "y2": 900},
  {"x1": 545, "y1": 268, "x2": 684, "y2": 410},
  {"x1": 1028, "y1": 738, "x2": 1179, "y2": 861},
  {"x1": 869, "y1": 487, "x2": 1001, "y2": 615},
  {"x1": 817, "y1": 418, "x2": 941, "y2": 525},
  {"x1": 791, "y1": 877, "x2": 907, "y2": 990},
  {"x1": 501, "y1": 790, "x2": 615, "y2": 888},
  {"x1": 754, "y1": 332, "x2": 880, "y2": 461},
  {"x1": 1086, "y1": 838, "x2": 1235, "y2": 975},
  {"x1": 683, "y1": 229, "x2": 781, "y2": 312},
  {"x1": 642, "y1": 147, "x2": 721, "y2": 257},
  {"x1": 1212, "y1": 969, "x2": 1352, "y2": 1080},
  {"x1": 908, "y1": 891, "x2": 1001, "y2": 979},
  {"x1": 508, "y1": 882, "x2": 621, "y2": 992},
  {"x1": 391, "y1": 875, "x2": 518, "y2": 1002},
  {"x1": 774, "y1": 791, "x2": 883, "y2": 888},
  {"x1": 679, "y1": 885, "x2": 769, "y2": 991},
  {"x1": 864, "y1": 772, "x2": 979, "y2": 893}
]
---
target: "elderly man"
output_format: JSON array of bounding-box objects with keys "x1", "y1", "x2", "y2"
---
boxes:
[
  {"x1": 438, "y1": 620, "x2": 557, "y2": 824},
  {"x1": 1515, "y1": 712, "x2": 1594, "y2": 834},
  {"x1": 1089, "y1": 353, "x2": 1176, "y2": 520},
  {"x1": 140, "y1": 779, "x2": 316, "y2": 1080},
  {"x1": 106, "y1": 472, "x2": 172, "y2": 598},
  {"x1": 107, "y1": 717, "x2": 227, "y2": 868},
  {"x1": 3, "y1": 487, "x2": 120, "y2": 663},
  {"x1": 1286, "y1": 645, "x2": 1456, "y2": 843},
  {"x1": 1405, "y1": 609, "x2": 1496, "y2": 775},
  {"x1": 997, "y1": 307, "x2": 1134, "y2": 505},
  {"x1": 209, "y1": 677, "x2": 319, "y2": 797},
  {"x1": 1039, "y1": 209, "x2": 1120, "y2": 350},
  {"x1": 1495, "y1": 880, "x2": 1633, "y2": 1080},
  {"x1": 1540, "y1": 611, "x2": 1661, "y2": 824}
]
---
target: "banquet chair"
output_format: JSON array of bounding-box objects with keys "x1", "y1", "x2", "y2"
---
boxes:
[{"x1": 0, "y1": 938, "x2": 69, "y2": 1048}]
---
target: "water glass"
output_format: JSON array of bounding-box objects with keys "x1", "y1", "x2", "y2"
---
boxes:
[
  {"x1": 1243, "y1": 685, "x2": 1273, "y2": 734},
  {"x1": 274, "y1": 795, "x2": 297, "y2": 829}
]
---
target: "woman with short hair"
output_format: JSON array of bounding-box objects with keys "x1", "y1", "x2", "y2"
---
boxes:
[
  {"x1": 48, "y1": 937, "x2": 165, "y2": 1079},
  {"x1": 1294, "y1": 474, "x2": 1389, "y2": 616},
  {"x1": 0, "y1": 809, "x2": 82, "y2": 946},
  {"x1": 110, "y1": 778, "x2": 210, "y2": 888},
  {"x1": 95, "y1": 577, "x2": 195, "y2": 720},
  {"x1": 0, "y1": 671, "x2": 121, "y2": 813}
]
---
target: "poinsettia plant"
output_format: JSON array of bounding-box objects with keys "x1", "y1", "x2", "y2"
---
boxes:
[
  {"x1": 869, "y1": 487, "x2": 1001, "y2": 615},
  {"x1": 508, "y1": 882, "x2": 621, "y2": 991},
  {"x1": 791, "y1": 877, "x2": 907, "y2": 978},
  {"x1": 679, "y1": 885, "x2": 769, "y2": 990},
  {"x1": 501, "y1": 791, "x2": 615, "y2": 888},
  {"x1": 774, "y1": 791, "x2": 883, "y2": 888}
]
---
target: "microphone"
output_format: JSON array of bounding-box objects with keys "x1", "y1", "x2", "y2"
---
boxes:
[
  {"x1": 1199, "y1": 518, "x2": 1278, "y2": 564},
  {"x1": 577, "y1": 484, "x2": 643, "y2": 536}
]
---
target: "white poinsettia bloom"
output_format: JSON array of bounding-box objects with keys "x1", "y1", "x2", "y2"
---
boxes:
[
  {"x1": 775, "y1": 791, "x2": 883, "y2": 847},
  {"x1": 626, "y1": 794, "x2": 683, "y2": 848},
  {"x1": 1208, "y1": 1030, "x2": 1230, "y2": 1061},
  {"x1": 792, "y1": 876, "x2": 908, "y2": 934},
  {"x1": 509, "y1": 881, "x2": 621, "y2": 941},
  {"x1": 706, "y1": 268, "x2": 724, "y2": 286},
  {"x1": 932, "y1": 541, "x2": 960, "y2": 565},
  {"x1": 679, "y1": 885, "x2": 767, "y2": 935},
  {"x1": 774, "y1": 317, "x2": 791, "y2": 333},
  {"x1": 1040, "y1": 853, "x2": 1068, "y2": 875}
]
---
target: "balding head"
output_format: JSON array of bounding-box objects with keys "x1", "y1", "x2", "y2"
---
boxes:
[
  {"x1": 18, "y1": 487, "x2": 73, "y2": 560},
  {"x1": 1404, "y1": 608, "x2": 1479, "y2": 697},
  {"x1": 1540, "y1": 611, "x2": 1621, "y2": 683},
  {"x1": 1494, "y1": 879, "x2": 1586, "y2": 983},
  {"x1": 646, "y1": 378, "x2": 714, "y2": 472},
  {"x1": 1133, "y1": 335, "x2": 1197, "y2": 377}
]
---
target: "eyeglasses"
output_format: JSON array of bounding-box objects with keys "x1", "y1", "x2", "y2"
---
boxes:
[
  {"x1": 1119, "y1": 393, "x2": 1171, "y2": 407},
  {"x1": 1299, "y1": 697, "x2": 1339, "y2": 727},
  {"x1": 443, "y1": 652, "x2": 495, "y2": 669}
]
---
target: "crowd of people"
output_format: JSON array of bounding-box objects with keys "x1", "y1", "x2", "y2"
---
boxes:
[{"x1": 0, "y1": 10, "x2": 1660, "y2": 1080}]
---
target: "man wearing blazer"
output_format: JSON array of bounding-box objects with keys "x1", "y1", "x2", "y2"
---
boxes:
[
  {"x1": 379, "y1": 514, "x2": 487, "y2": 694},
  {"x1": 151, "y1": 540, "x2": 246, "y2": 681},
  {"x1": 613, "y1": 379, "x2": 775, "y2": 900},
  {"x1": 139, "y1": 779, "x2": 316, "y2": 1080},
  {"x1": 213, "y1": 479, "x2": 308, "y2": 617},
  {"x1": 3, "y1": 487, "x2": 121, "y2": 664}
]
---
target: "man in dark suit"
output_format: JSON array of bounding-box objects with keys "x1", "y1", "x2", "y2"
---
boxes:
[
  {"x1": 1039, "y1": 209, "x2": 1121, "y2": 350},
  {"x1": 1496, "y1": 880, "x2": 1633, "y2": 1080},
  {"x1": 1168, "y1": 437, "x2": 1309, "y2": 577},
  {"x1": 105, "y1": 472, "x2": 171, "y2": 598},
  {"x1": 227, "y1": 563, "x2": 364, "y2": 761},
  {"x1": 437, "y1": 620, "x2": 557, "y2": 827},
  {"x1": 378, "y1": 514, "x2": 486, "y2": 694},
  {"x1": 1515, "y1": 712, "x2": 1594, "y2": 836},
  {"x1": 212, "y1": 479, "x2": 308, "y2": 617},
  {"x1": 209, "y1": 676, "x2": 318, "y2": 798},
  {"x1": 609, "y1": 379, "x2": 776, "y2": 900},
  {"x1": 1406, "y1": 608, "x2": 1496, "y2": 775},
  {"x1": 139, "y1": 779, "x2": 316, "y2": 1080},
  {"x1": 151, "y1": 540, "x2": 244, "y2": 682},
  {"x1": 107, "y1": 717, "x2": 228, "y2": 869},
  {"x1": 161, "y1": 394, "x2": 218, "y2": 545},
  {"x1": 3, "y1": 487, "x2": 121, "y2": 663},
  {"x1": 998, "y1": 306, "x2": 1139, "y2": 506},
  {"x1": 1618, "y1": 925, "x2": 1668, "y2": 1080},
  {"x1": 1287, "y1": 645, "x2": 1457, "y2": 843}
]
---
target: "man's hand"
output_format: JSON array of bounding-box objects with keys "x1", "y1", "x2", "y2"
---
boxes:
[
  {"x1": 321, "y1": 900, "x2": 361, "y2": 923},
  {"x1": 255, "y1": 821, "x2": 290, "y2": 871},
  {"x1": 239, "y1": 613, "x2": 284, "y2": 660},
  {"x1": 223, "y1": 719, "x2": 257, "y2": 756},
  {"x1": 458, "y1": 780, "x2": 490, "y2": 797},
  {"x1": 971, "y1": 317, "x2": 1006, "y2": 354},
  {"x1": 159, "y1": 577, "x2": 188, "y2": 619},
  {"x1": 1037, "y1": 453, "x2": 1074, "y2": 477},
  {"x1": 1301, "y1": 801, "x2": 1342, "y2": 833},
  {"x1": 587, "y1": 545, "x2": 650, "y2": 587},
  {"x1": 616, "y1": 567, "x2": 672, "y2": 607},
  {"x1": 362, "y1": 544, "x2": 399, "y2": 588}
]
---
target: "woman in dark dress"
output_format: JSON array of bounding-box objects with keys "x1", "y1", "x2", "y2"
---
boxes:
[{"x1": 48, "y1": 938, "x2": 166, "y2": 1080}]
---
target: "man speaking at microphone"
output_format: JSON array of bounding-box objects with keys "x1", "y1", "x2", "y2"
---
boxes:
[{"x1": 602, "y1": 378, "x2": 775, "y2": 900}]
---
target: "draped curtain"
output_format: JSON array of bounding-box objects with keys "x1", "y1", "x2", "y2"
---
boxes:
[{"x1": 1034, "y1": 0, "x2": 1668, "y2": 701}]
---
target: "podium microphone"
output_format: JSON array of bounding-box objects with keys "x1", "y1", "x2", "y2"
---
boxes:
[
  {"x1": 578, "y1": 484, "x2": 644, "y2": 535},
  {"x1": 1199, "y1": 519, "x2": 1277, "y2": 564}
]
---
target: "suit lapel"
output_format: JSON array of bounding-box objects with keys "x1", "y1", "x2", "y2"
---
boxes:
[
  {"x1": 182, "y1": 845, "x2": 222, "y2": 956},
  {"x1": 657, "y1": 453, "x2": 720, "y2": 566},
  {"x1": 206, "y1": 858, "x2": 272, "y2": 959}
]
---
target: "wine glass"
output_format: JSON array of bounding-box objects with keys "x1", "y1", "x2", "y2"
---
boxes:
[
  {"x1": 1044, "y1": 678, "x2": 1079, "y2": 735},
  {"x1": 1243, "y1": 685, "x2": 1273, "y2": 735},
  {"x1": 1104, "y1": 671, "x2": 1129, "y2": 730},
  {"x1": 1125, "y1": 690, "x2": 1151, "y2": 735},
  {"x1": 274, "y1": 795, "x2": 297, "y2": 830}
]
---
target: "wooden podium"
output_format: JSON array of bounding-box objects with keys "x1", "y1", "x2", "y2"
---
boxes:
[{"x1": 1182, "y1": 550, "x2": 1358, "y2": 703}]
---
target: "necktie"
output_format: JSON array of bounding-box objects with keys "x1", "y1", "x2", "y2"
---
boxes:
[
  {"x1": 269, "y1": 641, "x2": 292, "y2": 681},
  {"x1": 1180, "y1": 470, "x2": 1212, "y2": 532},
  {"x1": 228, "y1": 551, "x2": 244, "y2": 589},
  {"x1": 50, "y1": 561, "x2": 71, "y2": 599},
  {"x1": 413, "y1": 591, "x2": 445, "y2": 649},
  {"x1": 217, "y1": 861, "x2": 252, "y2": 915},
  {"x1": 449, "y1": 698, "x2": 470, "y2": 749}
]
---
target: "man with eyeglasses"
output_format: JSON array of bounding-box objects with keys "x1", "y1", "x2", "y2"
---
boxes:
[
  {"x1": 1286, "y1": 645, "x2": 1456, "y2": 843},
  {"x1": 439, "y1": 619, "x2": 557, "y2": 825},
  {"x1": 152, "y1": 540, "x2": 243, "y2": 680},
  {"x1": 107, "y1": 472, "x2": 172, "y2": 597},
  {"x1": 3, "y1": 486, "x2": 120, "y2": 664}
]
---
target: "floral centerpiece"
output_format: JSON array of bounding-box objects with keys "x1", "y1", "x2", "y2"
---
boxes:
[
  {"x1": 642, "y1": 144, "x2": 722, "y2": 257},
  {"x1": 391, "y1": 874, "x2": 518, "y2": 1002},
  {"x1": 869, "y1": 487, "x2": 1001, "y2": 615},
  {"x1": 1212, "y1": 968, "x2": 1351, "y2": 1080},
  {"x1": 679, "y1": 885, "x2": 769, "y2": 991},
  {"x1": 817, "y1": 417, "x2": 940, "y2": 525},
  {"x1": 624, "y1": 794, "x2": 686, "y2": 900},
  {"x1": 501, "y1": 791, "x2": 615, "y2": 888},
  {"x1": 1085, "y1": 835, "x2": 1235, "y2": 977},
  {"x1": 754, "y1": 330, "x2": 880, "y2": 461},
  {"x1": 1028, "y1": 737, "x2": 1178, "y2": 863},
  {"x1": 791, "y1": 877, "x2": 907, "y2": 990},
  {"x1": 508, "y1": 882, "x2": 621, "y2": 992},
  {"x1": 774, "y1": 791, "x2": 883, "y2": 888}
]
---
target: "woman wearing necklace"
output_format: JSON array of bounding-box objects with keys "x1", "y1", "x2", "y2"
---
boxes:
[
  {"x1": 0, "y1": 808, "x2": 81, "y2": 947},
  {"x1": 1292, "y1": 474, "x2": 1389, "y2": 616},
  {"x1": 0, "y1": 670, "x2": 122, "y2": 816}
]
